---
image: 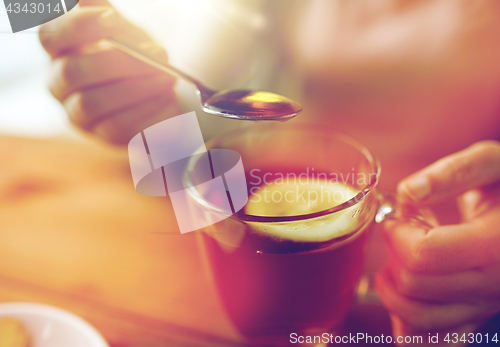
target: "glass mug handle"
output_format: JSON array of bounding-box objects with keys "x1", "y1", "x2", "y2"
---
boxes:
[
  {"x1": 375, "y1": 192, "x2": 439, "y2": 229},
  {"x1": 356, "y1": 192, "x2": 440, "y2": 303}
]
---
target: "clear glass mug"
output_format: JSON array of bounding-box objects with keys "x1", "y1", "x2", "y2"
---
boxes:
[{"x1": 184, "y1": 123, "x2": 434, "y2": 346}]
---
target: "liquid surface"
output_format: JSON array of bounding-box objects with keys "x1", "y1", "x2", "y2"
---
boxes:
[
  {"x1": 245, "y1": 179, "x2": 359, "y2": 242},
  {"x1": 203, "y1": 90, "x2": 302, "y2": 120}
]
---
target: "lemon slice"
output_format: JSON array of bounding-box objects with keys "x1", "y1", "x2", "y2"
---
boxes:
[{"x1": 245, "y1": 179, "x2": 360, "y2": 242}]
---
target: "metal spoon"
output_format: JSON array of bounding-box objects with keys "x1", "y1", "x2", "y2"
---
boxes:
[{"x1": 108, "y1": 35, "x2": 302, "y2": 121}]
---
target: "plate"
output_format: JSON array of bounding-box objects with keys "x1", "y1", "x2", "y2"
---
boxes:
[{"x1": 0, "y1": 303, "x2": 109, "y2": 347}]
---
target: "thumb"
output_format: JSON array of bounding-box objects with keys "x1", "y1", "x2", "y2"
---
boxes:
[{"x1": 398, "y1": 140, "x2": 500, "y2": 204}]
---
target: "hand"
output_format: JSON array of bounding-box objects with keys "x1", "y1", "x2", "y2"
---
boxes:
[
  {"x1": 39, "y1": 0, "x2": 178, "y2": 145},
  {"x1": 376, "y1": 140, "x2": 500, "y2": 345}
]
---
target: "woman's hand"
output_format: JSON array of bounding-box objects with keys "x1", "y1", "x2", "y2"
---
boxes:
[
  {"x1": 376, "y1": 140, "x2": 500, "y2": 345},
  {"x1": 39, "y1": 0, "x2": 179, "y2": 145}
]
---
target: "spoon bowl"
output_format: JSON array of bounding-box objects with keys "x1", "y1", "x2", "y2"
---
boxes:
[
  {"x1": 108, "y1": 35, "x2": 302, "y2": 121},
  {"x1": 202, "y1": 89, "x2": 302, "y2": 120}
]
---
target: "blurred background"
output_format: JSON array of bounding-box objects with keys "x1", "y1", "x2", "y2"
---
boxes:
[{"x1": 0, "y1": 9, "x2": 69, "y2": 136}]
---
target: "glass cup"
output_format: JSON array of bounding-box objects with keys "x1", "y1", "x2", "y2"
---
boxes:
[{"x1": 183, "y1": 123, "x2": 430, "y2": 346}]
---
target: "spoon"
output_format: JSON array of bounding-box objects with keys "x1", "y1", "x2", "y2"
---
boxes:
[{"x1": 108, "y1": 35, "x2": 302, "y2": 121}]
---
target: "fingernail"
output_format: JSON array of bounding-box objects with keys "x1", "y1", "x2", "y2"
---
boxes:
[
  {"x1": 99, "y1": 9, "x2": 117, "y2": 28},
  {"x1": 402, "y1": 175, "x2": 431, "y2": 202}
]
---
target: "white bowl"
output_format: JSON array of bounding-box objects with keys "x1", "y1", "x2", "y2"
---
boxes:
[{"x1": 0, "y1": 303, "x2": 109, "y2": 347}]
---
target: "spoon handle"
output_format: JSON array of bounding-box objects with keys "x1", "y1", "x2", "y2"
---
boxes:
[{"x1": 107, "y1": 35, "x2": 215, "y2": 99}]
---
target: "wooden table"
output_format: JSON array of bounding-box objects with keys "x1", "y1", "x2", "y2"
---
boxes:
[{"x1": 0, "y1": 135, "x2": 398, "y2": 346}]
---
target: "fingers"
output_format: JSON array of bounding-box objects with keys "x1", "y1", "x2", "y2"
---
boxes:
[
  {"x1": 64, "y1": 74, "x2": 176, "y2": 130},
  {"x1": 398, "y1": 141, "x2": 500, "y2": 204},
  {"x1": 375, "y1": 269, "x2": 484, "y2": 332},
  {"x1": 49, "y1": 47, "x2": 169, "y2": 101},
  {"x1": 92, "y1": 95, "x2": 180, "y2": 145},
  {"x1": 38, "y1": 1, "x2": 178, "y2": 146},
  {"x1": 383, "y1": 217, "x2": 500, "y2": 274},
  {"x1": 382, "y1": 201, "x2": 500, "y2": 336},
  {"x1": 385, "y1": 252, "x2": 496, "y2": 303},
  {"x1": 39, "y1": 7, "x2": 121, "y2": 57},
  {"x1": 386, "y1": 141, "x2": 500, "y2": 337}
]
